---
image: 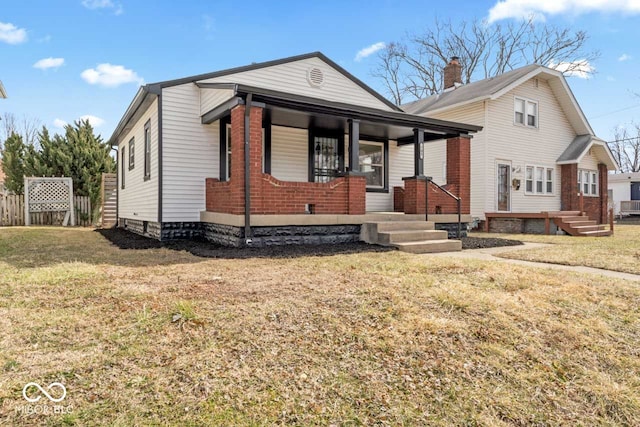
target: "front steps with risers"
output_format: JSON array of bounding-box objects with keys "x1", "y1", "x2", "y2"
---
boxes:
[
  {"x1": 551, "y1": 211, "x2": 612, "y2": 237},
  {"x1": 361, "y1": 220, "x2": 462, "y2": 253}
]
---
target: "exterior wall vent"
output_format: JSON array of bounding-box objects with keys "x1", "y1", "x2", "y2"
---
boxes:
[{"x1": 307, "y1": 67, "x2": 325, "y2": 88}]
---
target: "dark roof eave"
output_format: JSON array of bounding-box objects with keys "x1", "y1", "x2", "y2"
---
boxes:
[
  {"x1": 108, "y1": 86, "x2": 157, "y2": 146},
  {"x1": 232, "y1": 84, "x2": 482, "y2": 135}
]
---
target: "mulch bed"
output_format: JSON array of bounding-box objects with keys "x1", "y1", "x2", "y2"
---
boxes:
[
  {"x1": 96, "y1": 228, "x2": 393, "y2": 259},
  {"x1": 96, "y1": 228, "x2": 523, "y2": 258},
  {"x1": 461, "y1": 236, "x2": 523, "y2": 250}
]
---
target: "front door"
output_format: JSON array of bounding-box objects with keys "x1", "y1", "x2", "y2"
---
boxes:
[
  {"x1": 497, "y1": 162, "x2": 511, "y2": 212},
  {"x1": 631, "y1": 182, "x2": 640, "y2": 200}
]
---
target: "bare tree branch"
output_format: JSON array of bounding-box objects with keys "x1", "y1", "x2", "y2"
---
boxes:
[{"x1": 373, "y1": 17, "x2": 600, "y2": 104}]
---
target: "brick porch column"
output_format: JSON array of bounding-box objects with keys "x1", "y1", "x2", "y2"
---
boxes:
[
  {"x1": 560, "y1": 163, "x2": 579, "y2": 211},
  {"x1": 446, "y1": 135, "x2": 471, "y2": 214}
]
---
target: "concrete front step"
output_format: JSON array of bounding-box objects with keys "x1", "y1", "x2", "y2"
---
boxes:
[
  {"x1": 378, "y1": 230, "x2": 448, "y2": 245},
  {"x1": 371, "y1": 220, "x2": 435, "y2": 232},
  {"x1": 394, "y1": 239, "x2": 462, "y2": 254},
  {"x1": 546, "y1": 210, "x2": 582, "y2": 216}
]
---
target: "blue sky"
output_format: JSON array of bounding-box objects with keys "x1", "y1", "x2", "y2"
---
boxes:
[{"x1": 1, "y1": 0, "x2": 639, "y2": 144}]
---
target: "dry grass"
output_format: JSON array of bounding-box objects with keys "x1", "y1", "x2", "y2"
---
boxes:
[
  {"x1": 487, "y1": 224, "x2": 640, "y2": 274},
  {"x1": 0, "y1": 227, "x2": 639, "y2": 426}
]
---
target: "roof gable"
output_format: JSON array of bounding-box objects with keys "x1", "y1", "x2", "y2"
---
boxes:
[
  {"x1": 557, "y1": 135, "x2": 618, "y2": 169},
  {"x1": 403, "y1": 64, "x2": 593, "y2": 136},
  {"x1": 149, "y1": 52, "x2": 400, "y2": 112}
]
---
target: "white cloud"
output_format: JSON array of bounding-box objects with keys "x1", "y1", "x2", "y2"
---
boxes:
[
  {"x1": 0, "y1": 21, "x2": 27, "y2": 44},
  {"x1": 81, "y1": 0, "x2": 123, "y2": 15},
  {"x1": 38, "y1": 35, "x2": 52, "y2": 43},
  {"x1": 33, "y1": 57, "x2": 65, "y2": 70},
  {"x1": 487, "y1": 0, "x2": 640, "y2": 23},
  {"x1": 79, "y1": 115, "x2": 105, "y2": 127},
  {"x1": 618, "y1": 53, "x2": 631, "y2": 62},
  {"x1": 548, "y1": 59, "x2": 595, "y2": 79},
  {"x1": 355, "y1": 42, "x2": 386, "y2": 62},
  {"x1": 53, "y1": 119, "x2": 68, "y2": 129},
  {"x1": 54, "y1": 115, "x2": 104, "y2": 129},
  {"x1": 607, "y1": 75, "x2": 616, "y2": 82},
  {"x1": 81, "y1": 63, "x2": 143, "y2": 87}
]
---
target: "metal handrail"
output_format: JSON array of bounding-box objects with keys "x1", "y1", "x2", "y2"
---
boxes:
[{"x1": 425, "y1": 177, "x2": 462, "y2": 239}]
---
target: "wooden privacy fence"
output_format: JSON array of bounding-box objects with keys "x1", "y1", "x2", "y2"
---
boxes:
[
  {"x1": 101, "y1": 173, "x2": 117, "y2": 227},
  {"x1": 0, "y1": 194, "x2": 92, "y2": 227}
]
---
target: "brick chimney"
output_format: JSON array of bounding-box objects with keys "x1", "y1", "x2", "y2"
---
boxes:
[{"x1": 443, "y1": 56, "x2": 462, "y2": 90}]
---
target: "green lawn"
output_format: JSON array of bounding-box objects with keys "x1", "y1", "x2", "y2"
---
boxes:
[
  {"x1": 0, "y1": 227, "x2": 639, "y2": 426},
  {"x1": 485, "y1": 224, "x2": 640, "y2": 275}
]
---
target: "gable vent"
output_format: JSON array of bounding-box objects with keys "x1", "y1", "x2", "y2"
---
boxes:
[{"x1": 307, "y1": 67, "x2": 325, "y2": 88}]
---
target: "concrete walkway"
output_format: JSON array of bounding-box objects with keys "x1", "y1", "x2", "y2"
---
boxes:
[{"x1": 425, "y1": 242, "x2": 640, "y2": 282}]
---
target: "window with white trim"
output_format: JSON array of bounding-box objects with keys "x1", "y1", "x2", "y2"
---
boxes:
[
  {"x1": 359, "y1": 141, "x2": 384, "y2": 189},
  {"x1": 525, "y1": 165, "x2": 553, "y2": 195},
  {"x1": 514, "y1": 97, "x2": 538, "y2": 128},
  {"x1": 128, "y1": 138, "x2": 135, "y2": 170},
  {"x1": 578, "y1": 169, "x2": 598, "y2": 196}
]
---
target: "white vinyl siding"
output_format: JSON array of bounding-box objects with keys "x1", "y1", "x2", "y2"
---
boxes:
[
  {"x1": 162, "y1": 83, "x2": 219, "y2": 222},
  {"x1": 200, "y1": 88, "x2": 235, "y2": 116},
  {"x1": 484, "y1": 78, "x2": 572, "y2": 214},
  {"x1": 117, "y1": 97, "x2": 159, "y2": 221},
  {"x1": 270, "y1": 126, "x2": 308, "y2": 182},
  {"x1": 198, "y1": 56, "x2": 395, "y2": 111}
]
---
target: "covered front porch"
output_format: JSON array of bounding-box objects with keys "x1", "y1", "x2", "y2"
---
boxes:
[{"x1": 200, "y1": 84, "x2": 480, "y2": 246}]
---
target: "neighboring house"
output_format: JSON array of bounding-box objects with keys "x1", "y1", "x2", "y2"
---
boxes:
[
  {"x1": 108, "y1": 52, "x2": 481, "y2": 249},
  {"x1": 609, "y1": 172, "x2": 640, "y2": 217},
  {"x1": 0, "y1": 80, "x2": 6, "y2": 99},
  {"x1": 405, "y1": 58, "x2": 618, "y2": 234}
]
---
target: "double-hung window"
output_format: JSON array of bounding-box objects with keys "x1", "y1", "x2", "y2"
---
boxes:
[
  {"x1": 578, "y1": 169, "x2": 598, "y2": 196},
  {"x1": 128, "y1": 138, "x2": 135, "y2": 170},
  {"x1": 525, "y1": 165, "x2": 553, "y2": 195},
  {"x1": 358, "y1": 141, "x2": 385, "y2": 190},
  {"x1": 514, "y1": 97, "x2": 538, "y2": 128},
  {"x1": 144, "y1": 120, "x2": 151, "y2": 180}
]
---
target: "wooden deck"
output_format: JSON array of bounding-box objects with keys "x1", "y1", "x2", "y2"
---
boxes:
[{"x1": 484, "y1": 211, "x2": 613, "y2": 236}]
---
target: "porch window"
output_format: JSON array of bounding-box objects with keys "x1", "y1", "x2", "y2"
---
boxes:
[
  {"x1": 220, "y1": 121, "x2": 266, "y2": 181},
  {"x1": 578, "y1": 169, "x2": 598, "y2": 196},
  {"x1": 359, "y1": 141, "x2": 384, "y2": 189},
  {"x1": 310, "y1": 131, "x2": 343, "y2": 183},
  {"x1": 525, "y1": 165, "x2": 553, "y2": 195},
  {"x1": 128, "y1": 138, "x2": 135, "y2": 170},
  {"x1": 144, "y1": 120, "x2": 151, "y2": 180},
  {"x1": 514, "y1": 97, "x2": 538, "y2": 128}
]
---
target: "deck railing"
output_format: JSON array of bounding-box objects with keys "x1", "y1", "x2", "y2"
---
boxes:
[
  {"x1": 425, "y1": 177, "x2": 462, "y2": 239},
  {"x1": 620, "y1": 200, "x2": 640, "y2": 214}
]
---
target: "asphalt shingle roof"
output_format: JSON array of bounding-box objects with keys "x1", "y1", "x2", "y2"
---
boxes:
[{"x1": 402, "y1": 64, "x2": 541, "y2": 114}]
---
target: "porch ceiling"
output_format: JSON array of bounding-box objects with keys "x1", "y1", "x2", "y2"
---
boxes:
[{"x1": 266, "y1": 105, "x2": 420, "y2": 140}]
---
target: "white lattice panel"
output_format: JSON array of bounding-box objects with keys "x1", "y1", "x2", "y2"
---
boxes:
[{"x1": 24, "y1": 177, "x2": 75, "y2": 226}]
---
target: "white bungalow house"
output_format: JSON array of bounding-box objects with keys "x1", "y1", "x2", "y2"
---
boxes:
[
  {"x1": 404, "y1": 58, "x2": 618, "y2": 236},
  {"x1": 609, "y1": 172, "x2": 640, "y2": 217},
  {"x1": 108, "y1": 52, "x2": 481, "y2": 251}
]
